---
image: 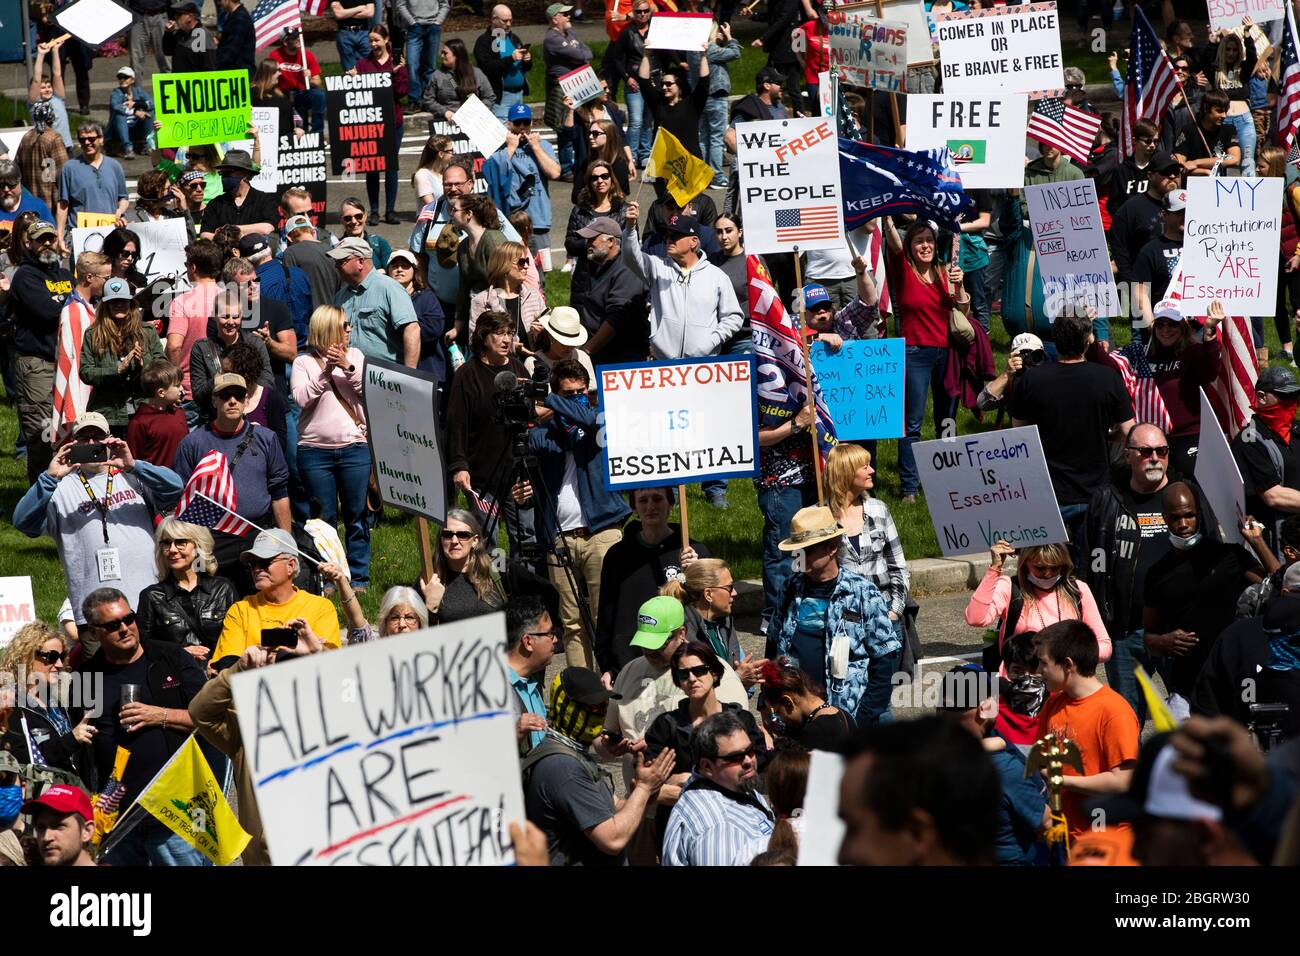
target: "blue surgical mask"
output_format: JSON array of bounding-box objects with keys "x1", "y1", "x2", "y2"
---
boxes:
[
  {"x1": 221, "y1": 174, "x2": 242, "y2": 195},
  {"x1": 0, "y1": 786, "x2": 22, "y2": 827}
]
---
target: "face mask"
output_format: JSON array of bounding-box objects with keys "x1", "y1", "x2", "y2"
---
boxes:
[
  {"x1": 221, "y1": 175, "x2": 242, "y2": 195},
  {"x1": 0, "y1": 786, "x2": 22, "y2": 828},
  {"x1": 1169, "y1": 530, "x2": 1202, "y2": 550},
  {"x1": 1006, "y1": 675, "x2": 1046, "y2": 717},
  {"x1": 1027, "y1": 573, "x2": 1060, "y2": 590}
]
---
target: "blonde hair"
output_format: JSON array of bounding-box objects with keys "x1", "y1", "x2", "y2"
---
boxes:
[
  {"x1": 660, "y1": 558, "x2": 730, "y2": 606},
  {"x1": 154, "y1": 516, "x2": 217, "y2": 579},
  {"x1": 0, "y1": 622, "x2": 64, "y2": 691},
  {"x1": 1015, "y1": 542, "x2": 1081, "y2": 617},
  {"x1": 825, "y1": 443, "x2": 872, "y2": 518},
  {"x1": 307, "y1": 305, "x2": 349, "y2": 354},
  {"x1": 75, "y1": 250, "x2": 109, "y2": 281},
  {"x1": 86, "y1": 296, "x2": 145, "y2": 360},
  {"x1": 486, "y1": 240, "x2": 528, "y2": 289}
]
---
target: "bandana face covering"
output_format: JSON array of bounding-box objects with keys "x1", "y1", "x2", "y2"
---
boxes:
[
  {"x1": 1252, "y1": 397, "x2": 1298, "y2": 445},
  {"x1": 1007, "y1": 675, "x2": 1047, "y2": 717}
]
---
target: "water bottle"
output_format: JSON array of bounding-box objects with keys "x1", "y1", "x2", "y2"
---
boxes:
[{"x1": 448, "y1": 342, "x2": 465, "y2": 372}]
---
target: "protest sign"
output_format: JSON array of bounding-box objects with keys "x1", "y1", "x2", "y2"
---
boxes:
[
  {"x1": 809, "y1": 338, "x2": 904, "y2": 440},
  {"x1": 0, "y1": 577, "x2": 35, "y2": 649},
  {"x1": 558, "y1": 65, "x2": 604, "y2": 108},
  {"x1": 325, "y1": 72, "x2": 399, "y2": 176},
  {"x1": 796, "y1": 751, "x2": 846, "y2": 867},
  {"x1": 54, "y1": 0, "x2": 133, "y2": 47},
  {"x1": 817, "y1": 71, "x2": 834, "y2": 118},
  {"x1": 1024, "y1": 179, "x2": 1120, "y2": 318},
  {"x1": 75, "y1": 212, "x2": 117, "y2": 229},
  {"x1": 429, "y1": 116, "x2": 491, "y2": 194},
  {"x1": 599, "y1": 356, "x2": 759, "y2": 490},
  {"x1": 72, "y1": 218, "x2": 189, "y2": 284},
  {"x1": 451, "y1": 95, "x2": 508, "y2": 161},
  {"x1": 276, "y1": 131, "x2": 329, "y2": 228},
  {"x1": 360, "y1": 358, "x2": 448, "y2": 523},
  {"x1": 644, "y1": 11, "x2": 714, "y2": 51},
  {"x1": 826, "y1": 12, "x2": 907, "y2": 93},
  {"x1": 905, "y1": 94, "x2": 1028, "y2": 189},
  {"x1": 914, "y1": 425, "x2": 1068, "y2": 557},
  {"x1": 1207, "y1": 0, "x2": 1284, "y2": 31},
  {"x1": 934, "y1": 2, "x2": 1064, "y2": 97},
  {"x1": 880, "y1": 0, "x2": 935, "y2": 65},
  {"x1": 737, "y1": 117, "x2": 845, "y2": 255},
  {"x1": 153, "y1": 70, "x2": 251, "y2": 148},
  {"x1": 231, "y1": 107, "x2": 280, "y2": 194},
  {"x1": 1196, "y1": 388, "x2": 1246, "y2": 545},
  {"x1": 1176, "y1": 177, "x2": 1281, "y2": 317},
  {"x1": 0, "y1": 128, "x2": 27, "y2": 157},
  {"x1": 230, "y1": 613, "x2": 524, "y2": 866}
]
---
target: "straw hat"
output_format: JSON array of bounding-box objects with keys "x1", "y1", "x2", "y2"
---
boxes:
[{"x1": 778, "y1": 506, "x2": 844, "y2": 552}]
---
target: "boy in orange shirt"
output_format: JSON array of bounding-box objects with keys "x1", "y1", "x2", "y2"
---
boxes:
[{"x1": 1035, "y1": 620, "x2": 1140, "y2": 838}]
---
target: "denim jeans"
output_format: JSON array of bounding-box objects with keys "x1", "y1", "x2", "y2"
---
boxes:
[
  {"x1": 293, "y1": 88, "x2": 327, "y2": 134},
  {"x1": 965, "y1": 266, "x2": 989, "y2": 331},
  {"x1": 1230, "y1": 111, "x2": 1257, "y2": 177},
  {"x1": 337, "y1": 30, "x2": 372, "y2": 73},
  {"x1": 283, "y1": 394, "x2": 309, "y2": 526},
  {"x1": 860, "y1": 646, "x2": 901, "y2": 725},
  {"x1": 104, "y1": 816, "x2": 212, "y2": 866},
  {"x1": 298, "y1": 442, "x2": 373, "y2": 587},
  {"x1": 898, "y1": 345, "x2": 951, "y2": 497},
  {"x1": 109, "y1": 114, "x2": 151, "y2": 151},
  {"x1": 367, "y1": 121, "x2": 403, "y2": 215},
  {"x1": 757, "y1": 482, "x2": 818, "y2": 627},
  {"x1": 405, "y1": 23, "x2": 441, "y2": 105},
  {"x1": 493, "y1": 89, "x2": 525, "y2": 121},
  {"x1": 698, "y1": 94, "x2": 729, "y2": 184},
  {"x1": 1058, "y1": 502, "x2": 1088, "y2": 570},
  {"x1": 1105, "y1": 629, "x2": 1153, "y2": 727},
  {"x1": 129, "y1": 13, "x2": 168, "y2": 79},
  {"x1": 625, "y1": 89, "x2": 653, "y2": 165}
]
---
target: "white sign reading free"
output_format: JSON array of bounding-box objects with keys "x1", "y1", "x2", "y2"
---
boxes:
[
  {"x1": 914, "y1": 426, "x2": 1068, "y2": 557},
  {"x1": 599, "y1": 356, "x2": 759, "y2": 490},
  {"x1": 1177, "y1": 177, "x2": 1282, "y2": 318},
  {"x1": 230, "y1": 613, "x2": 524, "y2": 866},
  {"x1": 736, "y1": 117, "x2": 845, "y2": 256},
  {"x1": 934, "y1": 2, "x2": 1064, "y2": 97},
  {"x1": 905, "y1": 95, "x2": 1028, "y2": 189},
  {"x1": 360, "y1": 357, "x2": 448, "y2": 523},
  {"x1": 1025, "y1": 179, "x2": 1120, "y2": 318}
]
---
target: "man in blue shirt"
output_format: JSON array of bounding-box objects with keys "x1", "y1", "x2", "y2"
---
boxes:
[
  {"x1": 484, "y1": 104, "x2": 561, "y2": 258},
  {"x1": 505, "y1": 596, "x2": 559, "y2": 752},
  {"x1": 54, "y1": 122, "x2": 128, "y2": 254},
  {"x1": 329, "y1": 237, "x2": 420, "y2": 365},
  {"x1": 0, "y1": 160, "x2": 53, "y2": 227},
  {"x1": 239, "y1": 234, "x2": 313, "y2": 348}
]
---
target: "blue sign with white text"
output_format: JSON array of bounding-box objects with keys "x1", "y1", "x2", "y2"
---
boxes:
[{"x1": 809, "y1": 337, "x2": 905, "y2": 440}]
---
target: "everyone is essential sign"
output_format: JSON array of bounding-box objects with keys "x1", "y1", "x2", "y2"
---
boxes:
[
  {"x1": 827, "y1": 12, "x2": 908, "y2": 93},
  {"x1": 325, "y1": 72, "x2": 399, "y2": 175},
  {"x1": 809, "y1": 338, "x2": 904, "y2": 440},
  {"x1": 153, "y1": 70, "x2": 251, "y2": 149},
  {"x1": 905, "y1": 94, "x2": 1028, "y2": 189},
  {"x1": 1177, "y1": 177, "x2": 1281, "y2": 317},
  {"x1": 361, "y1": 358, "x2": 448, "y2": 523},
  {"x1": 0, "y1": 576, "x2": 35, "y2": 648},
  {"x1": 1207, "y1": 0, "x2": 1284, "y2": 31},
  {"x1": 230, "y1": 613, "x2": 524, "y2": 866},
  {"x1": 736, "y1": 117, "x2": 846, "y2": 256},
  {"x1": 599, "y1": 355, "x2": 759, "y2": 489},
  {"x1": 914, "y1": 426, "x2": 1068, "y2": 557},
  {"x1": 1025, "y1": 179, "x2": 1119, "y2": 318},
  {"x1": 934, "y1": 2, "x2": 1064, "y2": 97}
]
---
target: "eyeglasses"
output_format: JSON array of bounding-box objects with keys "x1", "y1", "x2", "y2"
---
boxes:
[
  {"x1": 91, "y1": 611, "x2": 136, "y2": 632},
  {"x1": 1126, "y1": 444, "x2": 1170, "y2": 459},
  {"x1": 34, "y1": 649, "x2": 66, "y2": 665},
  {"x1": 661, "y1": 80, "x2": 677, "y2": 88},
  {"x1": 441, "y1": 529, "x2": 475, "y2": 541},
  {"x1": 672, "y1": 664, "x2": 712, "y2": 682},
  {"x1": 387, "y1": 612, "x2": 422, "y2": 625},
  {"x1": 246, "y1": 555, "x2": 287, "y2": 571},
  {"x1": 342, "y1": 213, "x2": 365, "y2": 223},
  {"x1": 160, "y1": 538, "x2": 194, "y2": 550},
  {"x1": 714, "y1": 744, "x2": 757, "y2": 765},
  {"x1": 589, "y1": 172, "x2": 611, "y2": 182},
  {"x1": 525, "y1": 628, "x2": 560, "y2": 640}
]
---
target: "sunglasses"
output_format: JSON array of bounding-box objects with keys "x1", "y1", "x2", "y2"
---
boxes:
[
  {"x1": 441, "y1": 529, "x2": 475, "y2": 541},
  {"x1": 0, "y1": 181, "x2": 20, "y2": 191},
  {"x1": 673, "y1": 664, "x2": 713, "y2": 682},
  {"x1": 707, "y1": 582, "x2": 737, "y2": 594},
  {"x1": 342, "y1": 213, "x2": 365, "y2": 223},
  {"x1": 714, "y1": 744, "x2": 757, "y2": 765},
  {"x1": 119, "y1": 250, "x2": 137, "y2": 259},
  {"x1": 515, "y1": 256, "x2": 530, "y2": 267},
  {"x1": 34, "y1": 649, "x2": 66, "y2": 665},
  {"x1": 78, "y1": 136, "x2": 100, "y2": 144},
  {"x1": 184, "y1": 180, "x2": 206, "y2": 189},
  {"x1": 92, "y1": 611, "x2": 137, "y2": 632},
  {"x1": 588, "y1": 130, "x2": 607, "y2": 138},
  {"x1": 1127, "y1": 444, "x2": 1170, "y2": 458},
  {"x1": 661, "y1": 80, "x2": 677, "y2": 88},
  {"x1": 589, "y1": 172, "x2": 611, "y2": 181}
]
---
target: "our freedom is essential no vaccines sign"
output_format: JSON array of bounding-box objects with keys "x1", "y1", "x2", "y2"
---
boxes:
[{"x1": 598, "y1": 356, "x2": 759, "y2": 490}]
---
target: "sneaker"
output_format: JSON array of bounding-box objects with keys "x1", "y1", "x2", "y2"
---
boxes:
[
  {"x1": 901, "y1": 494, "x2": 917, "y2": 504},
  {"x1": 367, "y1": 211, "x2": 380, "y2": 227},
  {"x1": 384, "y1": 211, "x2": 400, "y2": 225},
  {"x1": 706, "y1": 491, "x2": 730, "y2": 510},
  {"x1": 120, "y1": 148, "x2": 135, "y2": 160}
]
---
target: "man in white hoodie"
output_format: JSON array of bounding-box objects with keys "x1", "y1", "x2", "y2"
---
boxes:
[{"x1": 621, "y1": 203, "x2": 744, "y2": 359}]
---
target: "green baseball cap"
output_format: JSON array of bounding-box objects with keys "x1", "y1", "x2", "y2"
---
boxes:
[{"x1": 629, "y1": 596, "x2": 685, "y2": 650}]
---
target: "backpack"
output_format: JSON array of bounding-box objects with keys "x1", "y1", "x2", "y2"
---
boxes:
[{"x1": 983, "y1": 581, "x2": 1025, "y2": 673}]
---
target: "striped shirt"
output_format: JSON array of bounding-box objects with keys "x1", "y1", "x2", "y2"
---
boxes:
[
  {"x1": 838, "y1": 495, "x2": 910, "y2": 617},
  {"x1": 661, "y1": 776, "x2": 775, "y2": 867}
]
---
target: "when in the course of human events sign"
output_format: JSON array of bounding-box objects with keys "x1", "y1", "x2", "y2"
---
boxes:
[
  {"x1": 809, "y1": 338, "x2": 904, "y2": 440},
  {"x1": 325, "y1": 72, "x2": 399, "y2": 176},
  {"x1": 558, "y1": 65, "x2": 604, "y2": 108},
  {"x1": 1177, "y1": 177, "x2": 1281, "y2": 318},
  {"x1": 736, "y1": 117, "x2": 845, "y2": 256},
  {"x1": 360, "y1": 358, "x2": 447, "y2": 523},
  {"x1": 644, "y1": 11, "x2": 715, "y2": 50},
  {"x1": 72, "y1": 218, "x2": 189, "y2": 284},
  {"x1": 905, "y1": 94, "x2": 1028, "y2": 189},
  {"x1": 826, "y1": 12, "x2": 907, "y2": 93},
  {"x1": 230, "y1": 613, "x2": 524, "y2": 866},
  {"x1": 231, "y1": 107, "x2": 280, "y2": 194},
  {"x1": 914, "y1": 426, "x2": 1068, "y2": 557},
  {"x1": 1024, "y1": 179, "x2": 1120, "y2": 318},
  {"x1": 1207, "y1": 0, "x2": 1284, "y2": 31},
  {"x1": 0, "y1": 576, "x2": 35, "y2": 649},
  {"x1": 934, "y1": 2, "x2": 1064, "y2": 98},
  {"x1": 451, "y1": 95, "x2": 508, "y2": 161},
  {"x1": 1196, "y1": 388, "x2": 1246, "y2": 545},
  {"x1": 599, "y1": 356, "x2": 759, "y2": 490},
  {"x1": 276, "y1": 131, "x2": 329, "y2": 229},
  {"x1": 153, "y1": 70, "x2": 252, "y2": 149},
  {"x1": 55, "y1": 0, "x2": 133, "y2": 48}
]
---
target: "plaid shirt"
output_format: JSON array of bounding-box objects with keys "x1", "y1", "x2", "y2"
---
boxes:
[
  {"x1": 832, "y1": 298, "x2": 883, "y2": 341},
  {"x1": 838, "y1": 495, "x2": 910, "y2": 618}
]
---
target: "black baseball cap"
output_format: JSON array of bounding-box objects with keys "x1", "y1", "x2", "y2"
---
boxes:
[
  {"x1": 1258, "y1": 365, "x2": 1300, "y2": 397},
  {"x1": 1149, "y1": 151, "x2": 1182, "y2": 176},
  {"x1": 169, "y1": 1, "x2": 200, "y2": 14},
  {"x1": 558, "y1": 667, "x2": 621, "y2": 707},
  {"x1": 664, "y1": 214, "x2": 700, "y2": 238},
  {"x1": 237, "y1": 234, "x2": 270, "y2": 257}
]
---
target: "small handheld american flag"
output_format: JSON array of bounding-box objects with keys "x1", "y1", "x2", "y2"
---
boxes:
[
  {"x1": 252, "y1": 0, "x2": 302, "y2": 53},
  {"x1": 1027, "y1": 98, "x2": 1102, "y2": 164},
  {"x1": 175, "y1": 452, "x2": 253, "y2": 536}
]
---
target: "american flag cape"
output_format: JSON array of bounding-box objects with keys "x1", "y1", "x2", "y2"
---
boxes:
[
  {"x1": 1277, "y1": 1, "x2": 1300, "y2": 149},
  {"x1": 748, "y1": 255, "x2": 837, "y2": 460},
  {"x1": 51, "y1": 293, "x2": 95, "y2": 445},
  {"x1": 174, "y1": 452, "x2": 254, "y2": 535}
]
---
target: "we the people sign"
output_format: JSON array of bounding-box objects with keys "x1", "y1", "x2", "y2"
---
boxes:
[
  {"x1": 913, "y1": 426, "x2": 1068, "y2": 557},
  {"x1": 736, "y1": 117, "x2": 845, "y2": 256},
  {"x1": 1177, "y1": 177, "x2": 1281, "y2": 317},
  {"x1": 599, "y1": 356, "x2": 759, "y2": 489},
  {"x1": 934, "y1": 2, "x2": 1064, "y2": 97}
]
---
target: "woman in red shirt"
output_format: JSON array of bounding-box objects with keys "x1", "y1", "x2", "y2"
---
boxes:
[
  {"x1": 884, "y1": 217, "x2": 969, "y2": 502},
  {"x1": 793, "y1": 16, "x2": 831, "y2": 111}
]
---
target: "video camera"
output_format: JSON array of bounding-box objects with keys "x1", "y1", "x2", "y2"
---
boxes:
[
  {"x1": 493, "y1": 364, "x2": 550, "y2": 429},
  {"x1": 1248, "y1": 702, "x2": 1290, "y2": 752}
]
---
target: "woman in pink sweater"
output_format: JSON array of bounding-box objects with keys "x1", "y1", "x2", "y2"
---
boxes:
[
  {"x1": 964, "y1": 540, "x2": 1111, "y2": 663},
  {"x1": 291, "y1": 305, "x2": 371, "y2": 590}
]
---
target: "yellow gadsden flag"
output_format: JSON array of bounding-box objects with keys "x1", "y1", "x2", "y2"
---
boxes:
[
  {"x1": 647, "y1": 128, "x2": 715, "y2": 208},
  {"x1": 138, "y1": 736, "x2": 250, "y2": 866},
  {"x1": 1133, "y1": 665, "x2": 1179, "y2": 733}
]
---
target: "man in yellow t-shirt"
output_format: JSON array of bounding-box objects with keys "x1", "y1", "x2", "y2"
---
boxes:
[{"x1": 213, "y1": 529, "x2": 341, "y2": 663}]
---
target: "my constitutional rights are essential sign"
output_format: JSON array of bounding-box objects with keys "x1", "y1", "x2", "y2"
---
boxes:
[
  {"x1": 1025, "y1": 179, "x2": 1119, "y2": 317},
  {"x1": 0, "y1": 576, "x2": 35, "y2": 648},
  {"x1": 325, "y1": 72, "x2": 399, "y2": 175},
  {"x1": 914, "y1": 426, "x2": 1068, "y2": 557},
  {"x1": 153, "y1": 70, "x2": 251, "y2": 148},
  {"x1": 361, "y1": 358, "x2": 447, "y2": 523},
  {"x1": 905, "y1": 95, "x2": 1028, "y2": 189},
  {"x1": 934, "y1": 2, "x2": 1063, "y2": 97},
  {"x1": 809, "y1": 338, "x2": 904, "y2": 440},
  {"x1": 736, "y1": 117, "x2": 845, "y2": 256},
  {"x1": 1177, "y1": 177, "x2": 1282, "y2": 317},
  {"x1": 599, "y1": 356, "x2": 759, "y2": 489}
]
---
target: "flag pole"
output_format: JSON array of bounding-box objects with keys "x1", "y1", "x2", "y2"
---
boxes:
[
  {"x1": 678, "y1": 484, "x2": 689, "y2": 552},
  {"x1": 192, "y1": 491, "x2": 323, "y2": 568},
  {"x1": 791, "y1": 249, "x2": 825, "y2": 504}
]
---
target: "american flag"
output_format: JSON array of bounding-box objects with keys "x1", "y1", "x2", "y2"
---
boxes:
[
  {"x1": 1104, "y1": 343, "x2": 1174, "y2": 434},
  {"x1": 1277, "y1": 2, "x2": 1300, "y2": 149},
  {"x1": 252, "y1": 0, "x2": 302, "y2": 52},
  {"x1": 1121, "y1": 7, "x2": 1180, "y2": 157},
  {"x1": 51, "y1": 295, "x2": 95, "y2": 445},
  {"x1": 775, "y1": 206, "x2": 841, "y2": 243},
  {"x1": 299, "y1": 0, "x2": 329, "y2": 14},
  {"x1": 175, "y1": 452, "x2": 254, "y2": 535},
  {"x1": 1027, "y1": 98, "x2": 1102, "y2": 164}
]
